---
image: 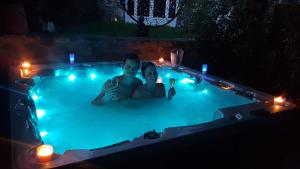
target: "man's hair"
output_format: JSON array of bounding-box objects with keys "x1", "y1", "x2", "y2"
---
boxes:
[
  {"x1": 122, "y1": 53, "x2": 141, "y2": 67},
  {"x1": 141, "y1": 62, "x2": 157, "y2": 78}
]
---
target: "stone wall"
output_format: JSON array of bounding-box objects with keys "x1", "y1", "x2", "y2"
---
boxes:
[{"x1": 0, "y1": 35, "x2": 194, "y2": 66}]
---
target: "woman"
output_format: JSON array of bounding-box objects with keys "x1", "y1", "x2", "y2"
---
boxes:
[{"x1": 133, "y1": 62, "x2": 176, "y2": 99}]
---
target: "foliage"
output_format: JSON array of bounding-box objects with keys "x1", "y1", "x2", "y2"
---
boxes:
[
  {"x1": 41, "y1": 0, "x2": 100, "y2": 27},
  {"x1": 186, "y1": 0, "x2": 300, "y2": 97}
]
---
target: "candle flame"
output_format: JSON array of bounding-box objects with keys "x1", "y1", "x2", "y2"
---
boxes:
[
  {"x1": 37, "y1": 145, "x2": 54, "y2": 157},
  {"x1": 221, "y1": 86, "x2": 233, "y2": 90}
]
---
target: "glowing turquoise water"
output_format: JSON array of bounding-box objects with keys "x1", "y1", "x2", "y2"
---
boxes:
[{"x1": 30, "y1": 64, "x2": 253, "y2": 154}]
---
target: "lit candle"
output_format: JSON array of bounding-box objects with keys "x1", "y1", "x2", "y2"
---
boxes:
[
  {"x1": 69, "y1": 53, "x2": 75, "y2": 64},
  {"x1": 202, "y1": 64, "x2": 208, "y2": 74},
  {"x1": 273, "y1": 96, "x2": 286, "y2": 106},
  {"x1": 20, "y1": 61, "x2": 31, "y2": 78},
  {"x1": 36, "y1": 144, "x2": 54, "y2": 162},
  {"x1": 221, "y1": 86, "x2": 233, "y2": 90},
  {"x1": 220, "y1": 83, "x2": 235, "y2": 90},
  {"x1": 158, "y1": 57, "x2": 164, "y2": 64}
]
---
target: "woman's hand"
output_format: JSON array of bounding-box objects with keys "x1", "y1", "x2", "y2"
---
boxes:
[{"x1": 167, "y1": 87, "x2": 176, "y2": 100}]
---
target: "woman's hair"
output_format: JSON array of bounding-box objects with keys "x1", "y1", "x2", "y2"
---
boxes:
[
  {"x1": 141, "y1": 62, "x2": 157, "y2": 78},
  {"x1": 122, "y1": 53, "x2": 141, "y2": 67}
]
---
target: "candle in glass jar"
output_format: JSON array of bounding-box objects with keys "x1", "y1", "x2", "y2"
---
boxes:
[
  {"x1": 20, "y1": 61, "x2": 31, "y2": 78},
  {"x1": 36, "y1": 144, "x2": 54, "y2": 162}
]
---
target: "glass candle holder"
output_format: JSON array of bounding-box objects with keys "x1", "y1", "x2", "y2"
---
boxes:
[{"x1": 36, "y1": 144, "x2": 54, "y2": 162}]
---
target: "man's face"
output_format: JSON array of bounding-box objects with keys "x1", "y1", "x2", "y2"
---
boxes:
[{"x1": 122, "y1": 59, "x2": 139, "y2": 77}]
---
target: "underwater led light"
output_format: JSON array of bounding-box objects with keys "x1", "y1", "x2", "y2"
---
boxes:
[
  {"x1": 180, "y1": 78, "x2": 195, "y2": 84},
  {"x1": 68, "y1": 74, "x2": 76, "y2": 81},
  {"x1": 69, "y1": 53, "x2": 75, "y2": 64},
  {"x1": 54, "y1": 70, "x2": 62, "y2": 77},
  {"x1": 166, "y1": 73, "x2": 171, "y2": 77},
  {"x1": 40, "y1": 131, "x2": 48, "y2": 137},
  {"x1": 36, "y1": 109, "x2": 45, "y2": 119},
  {"x1": 32, "y1": 94, "x2": 39, "y2": 101},
  {"x1": 90, "y1": 73, "x2": 96, "y2": 80},
  {"x1": 157, "y1": 77, "x2": 163, "y2": 83},
  {"x1": 202, "y1": 64, "x2": 208, "y2": 74},
  {"x1": 201, "y1": 89, "x2": 208, "y2": 94}
]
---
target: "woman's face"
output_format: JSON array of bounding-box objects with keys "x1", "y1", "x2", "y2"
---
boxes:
[
  {"x1": 122, "y1": 59, "x2": 139, "y2": 77},
  {"x1": 144, "y1": 66, "x2": 158, "y2": 85}
]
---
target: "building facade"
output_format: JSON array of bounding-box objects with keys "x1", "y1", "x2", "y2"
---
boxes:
[{"x1": 123, "y1": 0, "x2": 180, "y2": 27}]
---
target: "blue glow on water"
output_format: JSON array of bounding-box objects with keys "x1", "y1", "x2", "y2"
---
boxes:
[
  {"x1": 180, "y1": 78, "x2": 195, "y2": 84},
  {"x1": 68, "y1": 74, "x2": 76, "y2": 81},
  {"x1": 69, "y1": 53, "x2": 75, "y2": 64},
  {"x1": 90, "y1": 73, "x2": 96, "y2": 80},
  {"x1": 40, "y1": 131, "x2": 48, "y2": 137},
  {"x1": 36, "y1": 109, "x2": 46, "y2": 119},
  {"x1": 157, "y1": 76, "x2": 163, "y2": 83},
  {"x1": 31, "y1": 64, "x2": 254, "y2": 153},
  {"x1": 55, "y1": 70, "x2": 61, "y2": 77},
  {"x1": 32, "y1": 94, "x2": 39, "y2": 101}
]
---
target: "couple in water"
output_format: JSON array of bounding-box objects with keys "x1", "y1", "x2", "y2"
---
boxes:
[{"x1": 92, "y1": 53, "x2": 176, "y2": 106}]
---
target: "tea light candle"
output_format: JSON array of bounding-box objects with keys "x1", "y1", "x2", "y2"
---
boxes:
[
  {"x1": 202, "y1": 64, "x2": 208, "y2": 74},
  {"x1": 20, "y1": 61, "x2": 31, "y2": 78},
  {"x1": 69, "y1": 53, "x2": 75, "y2": 64},
  {"x1": 36, "y1": 144, "x2": 54, "y2": 162},
  {"x1": 273, "y1": 96, "x2": 286, "y2": 106},
  {"x1": 158, "y1": 57, "x2": 164, "y2": 64}
]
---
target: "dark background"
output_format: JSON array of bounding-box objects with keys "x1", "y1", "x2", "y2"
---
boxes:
[{"x1": 0, "y1": 1, "x2": 300, "y2": 168}]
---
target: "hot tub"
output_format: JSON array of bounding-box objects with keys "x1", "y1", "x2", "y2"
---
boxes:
[{"x1": 9, "y1": 61, "x2": 296, "y2": 168}]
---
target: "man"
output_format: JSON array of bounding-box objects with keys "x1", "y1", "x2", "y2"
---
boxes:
[{"x1": 92, "y1": 53, "x2": 143, "y2": 105}]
